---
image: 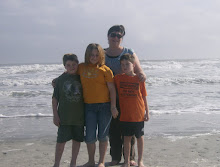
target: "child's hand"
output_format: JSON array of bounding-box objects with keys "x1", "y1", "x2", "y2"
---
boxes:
[
  {"x1": 53, "y1": 115, "x2": 60, "y2": 127},
  {"x1": 137, "y1": 72, "x2": 146, "y2": 82},
  {"x1": 111, "y1": 107, "x2": 119, "y2": 119},
  {"x1": 144, "y1": 113, "x2": 149, "y2": 121}
]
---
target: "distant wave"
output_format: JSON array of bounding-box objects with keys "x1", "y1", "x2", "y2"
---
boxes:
[
  {"x1": 150, "y1": 110, "x2": 182, "y2": 115},
  {"x1": 0, "y1": 64, "x2": 63, "y2": 75},
  {"x1": 0, "y1": 59, "x2": 219, "y2": 74},
  {"x1": 0, "y1": 78, "x2": 54, "y2": 86},
  {"x1": 11, "y1": 90, "x2": 52, "y2": 97},
  {"x1": 142, "y1": 61, "x2": 183, "y2": 70},
  {"x1": 0, "y1": 90, "x2": 52, "y2": 97},
  {"x1": 146, "y1": 76, "x2": 220, "y2": 86},
  {"x1": 0, "y1": 113, "x2": 53, "y2": 118},
  {"x1": 1, "y1": 76, "x2": 219, "y2": 87},
  {"x1": 150, "y1": 107, "x2": 220, "y2": 115},
  {"x1": 141, "y1": 59, "x2": 220, "y2": 70},
  {"x1": 0, "y1": 60, "x2": 219, "y2": 87}
]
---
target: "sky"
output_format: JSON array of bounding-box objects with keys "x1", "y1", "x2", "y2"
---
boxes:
[{"x1": 0, "y1": 0, "x2": 220, "y2": 64}]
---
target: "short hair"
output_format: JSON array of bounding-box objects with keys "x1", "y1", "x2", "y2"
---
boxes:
[
  {"x1": 107, "y1": 25, "x2": 125, "y2": 37},
  {"x1": 84, "y1": 43, "x2": 105, "y2": 67},
  {"x1": 120, "y1": 53, "x2": 135, "y2": 64},
  {"x1": 63, "y1": 53, "x2": 79, "y2": 66}
]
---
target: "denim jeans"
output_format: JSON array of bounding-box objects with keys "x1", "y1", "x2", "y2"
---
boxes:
[{"x1": 85, "y1": 102, "x2": 112, "y2": 143}]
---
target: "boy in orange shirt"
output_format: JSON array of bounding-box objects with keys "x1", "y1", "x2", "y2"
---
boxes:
[{"x1": 114, "y1": 53, "x2": 149, "y2": 167}]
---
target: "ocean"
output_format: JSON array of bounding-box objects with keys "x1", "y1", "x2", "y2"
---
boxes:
[{"x1": 0, "y1": 59, "x2": 220, "y2": 141}]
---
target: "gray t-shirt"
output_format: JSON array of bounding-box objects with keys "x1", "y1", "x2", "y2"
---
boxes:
[{"x1": 105, "y1": 47, "x2": 134, "y2": 75}]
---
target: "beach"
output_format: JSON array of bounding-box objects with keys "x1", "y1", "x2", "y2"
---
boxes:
[
  {"x1": 1, "y1": 113, "x2": 220, "y2": 167},
  {"x1": 1, "y1": 134, "x2": 220, "y2": 167},
  {"x1": 0, "y1": 59, "x2": 220, "y2": 167}
]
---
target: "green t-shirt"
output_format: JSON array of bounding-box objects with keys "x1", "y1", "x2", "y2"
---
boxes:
[{"x1": 52, "y1": 73, "x2": 84, "y2": 125}]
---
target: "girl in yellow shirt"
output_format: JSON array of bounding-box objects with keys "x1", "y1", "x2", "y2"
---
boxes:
[{"x1": 78, "y1": 43, "x2": 118, "y2": 167}]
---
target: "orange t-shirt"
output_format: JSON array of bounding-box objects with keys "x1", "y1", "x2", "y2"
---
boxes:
[
  {"x1": 78, "y1": 63, "x2": 114, "y2": 104},
  {"x1": 114, "y1": 74, "x2": 147, "y2": 122}
]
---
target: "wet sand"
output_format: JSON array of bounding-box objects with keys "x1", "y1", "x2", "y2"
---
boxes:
[{"x1": 1, "y1": 134, "x2": 220, "y2": 167}]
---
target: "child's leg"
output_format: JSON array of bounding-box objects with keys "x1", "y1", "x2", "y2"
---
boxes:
[
  {"x1": 84, "y1": 104, "x2": 97, "y2": 167},
  {"x1": 129, "y1": 136, "x2": 137, "y2": 166},
  {"x1": 70, "y1": 140, "x2": 80, "y2": 167},
  {"x1": 53, "y1": 142, "x2": 66, "y2": 167},
  {"x1": 98, "y1": 141, "x2": 108, "y2": 167},
  {"x1": 97, "y1": 102, "x2": 112, "y2": 167},
  {"x1": 85, "y1": 142, "x2": 96, "y2": 167},
  {"x1": 136, "y1": 136, "x2": 145, "y2": 167},
  {"x1": 123, "y1": 136, "x2": 132, "y2": 167}
]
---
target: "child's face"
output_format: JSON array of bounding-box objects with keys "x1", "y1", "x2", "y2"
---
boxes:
[
  {"x1": 121, "y1": 59, "x2": 135, "y2": 74},
  {"x1": 64, "y1": 60, "x2": 78, "y2": 74},
  {"x1": 89, "y1": 49, "x2": 100, "y2": 65}
]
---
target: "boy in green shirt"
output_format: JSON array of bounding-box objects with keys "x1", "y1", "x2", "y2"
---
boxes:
[{"x1": 52, "y1": 54, "x2": 84, "y2": 167}]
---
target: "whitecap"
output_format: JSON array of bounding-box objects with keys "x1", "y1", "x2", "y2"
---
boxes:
[{"x1": 0, "y1": 113, "x2": 53, "y2": 118}]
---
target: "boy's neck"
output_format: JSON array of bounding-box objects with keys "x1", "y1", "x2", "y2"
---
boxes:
[
  {"x1": 124, "y1": 71, "x2": 136, "y2": 76},
  {"x1": 66, "y1": 72, "x2": 77, "y2": 75}
]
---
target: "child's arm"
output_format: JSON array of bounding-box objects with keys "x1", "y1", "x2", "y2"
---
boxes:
[
  {"x1": 52, "y1": 97, "x2": 60, "y2": 127},
  {"x1": 142, "y1": 96, "x2": 149, "y2": 121},
  {"x1": 107, "y1": 82, "x2": 119, "y2": 119}
]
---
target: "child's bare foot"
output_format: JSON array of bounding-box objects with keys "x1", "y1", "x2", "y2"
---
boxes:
[
  {"x1": 82, "y1": 162, "x2": 95, "y2": 167},
  {"x1": 130, "y1": 160, "x2": 137, "y2": 166},
  {"x1": 138, "y1": 161, "x2": 145, "y2": 167},
  {"x1": 121, "y1": 163, "x2": 130, "y2": 167},
  {"x1": 98, "y1": 163, "x2": 105, "y2": 167}
]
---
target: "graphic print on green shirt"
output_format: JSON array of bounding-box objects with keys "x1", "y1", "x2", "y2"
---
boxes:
[{"x1": 53, "y1": 73, "x2": 84, "y2": 126}]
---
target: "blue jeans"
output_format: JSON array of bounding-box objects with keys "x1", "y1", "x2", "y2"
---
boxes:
[{"x1": 85, "y1": 102, "x2": 112, "y2": 143}]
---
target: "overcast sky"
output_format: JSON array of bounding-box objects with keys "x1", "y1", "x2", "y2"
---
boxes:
[{"x1": 1, "y1": 0, "x2": 220, "y2": 64}]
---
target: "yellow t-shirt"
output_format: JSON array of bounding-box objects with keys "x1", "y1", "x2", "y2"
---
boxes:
[{"x1": 78, "y1": 63, "x2": 114, "y2": 104}]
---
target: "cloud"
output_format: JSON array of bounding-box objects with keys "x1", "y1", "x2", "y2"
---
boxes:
[{"x1": 0, "y1": 0, "x2": 220, "y2": 64}]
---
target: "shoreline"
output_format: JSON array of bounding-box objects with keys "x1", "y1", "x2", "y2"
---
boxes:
[
  {"x1": 1, "y1": 113, "x2": 220, "y2": 141},
  {"x1": 1, "y1": 134, "x2": 220, "y2": 167}
]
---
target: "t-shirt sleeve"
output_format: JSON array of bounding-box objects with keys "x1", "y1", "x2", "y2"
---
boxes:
[
  {"x1": 140, "y1": 82, "x2": 147, "y2": 97},
  {"x1": 104, "y1": 66, "x2": 114, "y2": 82},
  {"x1": 77, "y1": 63, "x2": 82, "y2": 75},
  {"x1": 114, "y1": 75, "x2": 119, "y2": 90},
  {"x1": 52, "y1": 79, "x2": 59, "y2": 101}
]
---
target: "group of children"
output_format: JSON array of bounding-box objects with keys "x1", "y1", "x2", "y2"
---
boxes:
[{"x1": 52, "y1": 43, "x2": 149, "y2": 167}]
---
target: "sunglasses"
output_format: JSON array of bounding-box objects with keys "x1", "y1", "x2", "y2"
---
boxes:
[{"x1": 110, "y1": 33, "x2": 123, "y2": 39}]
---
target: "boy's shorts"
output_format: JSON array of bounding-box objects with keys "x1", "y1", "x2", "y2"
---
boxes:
[
  {"x1": 120, "y1": 121, "x2": 144, "y2": 138},
  {"x1": 57, "y1": 125, "x2": 84, "y2": 143}
]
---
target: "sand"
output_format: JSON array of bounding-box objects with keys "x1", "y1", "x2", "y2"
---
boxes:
[{"x1": 1, "y1": 134, "x2": 220, "y2": 167}]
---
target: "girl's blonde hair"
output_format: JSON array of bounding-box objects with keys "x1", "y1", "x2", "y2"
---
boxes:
[{"x1": 84, "y1": 43, "x2": 105, "y2": 67}]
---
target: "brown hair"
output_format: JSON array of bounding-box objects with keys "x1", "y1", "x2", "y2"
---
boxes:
[
  {"x1": 120, "y1": 53, "x2": 135, "y2": 64},
  {"x1": 84, "y1": 43, "x2": 105, "y2": 67},
  {"x1": 63, "y1": 53, "x2": 79, "y2": 66},
  {"x1": 107, "y1": 25, "x2": 125, "y2": 37}
]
